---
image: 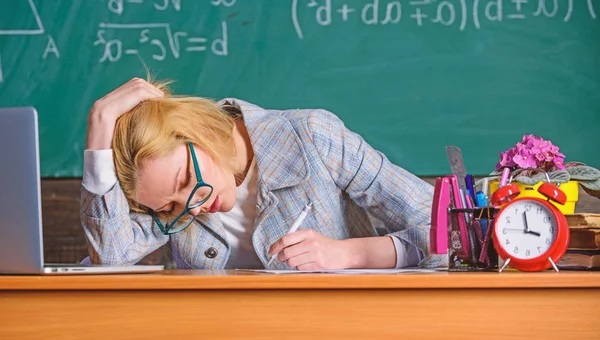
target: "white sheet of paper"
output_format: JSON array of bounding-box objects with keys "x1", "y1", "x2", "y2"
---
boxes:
[{"x1": 235, "y1": 268, "x2": 445, "y2": 274}]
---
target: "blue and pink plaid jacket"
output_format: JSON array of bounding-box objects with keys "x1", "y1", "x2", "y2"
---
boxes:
[{"x1": 80, "y1": 98, "x2": 446, "y2": 269}]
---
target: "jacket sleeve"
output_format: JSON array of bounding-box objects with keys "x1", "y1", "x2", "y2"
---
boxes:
[
  {"x1": 80, "y1": 182, "x2": 170, "y2": 265},
  {"x1": 307, "y1": 109, "x2": 446, "y2": 268}
]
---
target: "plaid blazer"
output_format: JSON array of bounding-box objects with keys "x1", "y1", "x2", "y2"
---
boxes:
[{"x1": 80, "y1": 98, "x2": 446, "y2": 269}]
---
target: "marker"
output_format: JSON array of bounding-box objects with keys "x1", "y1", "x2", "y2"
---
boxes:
[
  {"x1": 267, "y1": 203, "x2": 312, "y2": 266},
  {"x1": 465, "y1": 174, "x2": 476, "y2": 202}
]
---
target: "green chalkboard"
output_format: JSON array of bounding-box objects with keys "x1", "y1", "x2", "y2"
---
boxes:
[{"x1": 1, "y1": 0, "x2": 599, "y2": 177}]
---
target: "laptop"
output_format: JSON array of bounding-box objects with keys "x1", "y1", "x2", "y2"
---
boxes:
[{"x1": 0, "y1": 107, "x2": 164, "y2": 274}]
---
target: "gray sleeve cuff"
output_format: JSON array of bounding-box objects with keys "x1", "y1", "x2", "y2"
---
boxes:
[
  {"x1": 390, "y1": 236, "x2": 423, "y2": 268},
  {"x1": 83, "y1": 149, "x2": 118, "y2": 196}
]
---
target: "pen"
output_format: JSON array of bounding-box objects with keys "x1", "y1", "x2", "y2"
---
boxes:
[
  {"x1": 459, "y1": 188, "x2": 470, "y2": 224},
  {"x1": 465, "y1": 174, "x2": 476, "y2": 202},
  {"x1": 267, "y1": 203, "x2": 312, "y2": 266}
]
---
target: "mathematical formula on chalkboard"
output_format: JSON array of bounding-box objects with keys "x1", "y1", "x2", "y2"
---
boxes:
[
  {"x1": 292, "y1": 0, "x2": 597, "y2": 38},
  {"x1": 0, "y1": 0, "x2": 597, "y2": 83}
]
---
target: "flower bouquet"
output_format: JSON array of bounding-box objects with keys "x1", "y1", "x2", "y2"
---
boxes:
[{"x1": 489, "y1": 134, "x2": 600, "y2": 200}]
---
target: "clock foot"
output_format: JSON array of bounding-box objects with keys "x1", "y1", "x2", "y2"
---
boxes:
[
  {"x1": 548, "y1": 257, "x2": 559, "y2": 272},
  {"x1": 499, "y1": 258, "x2": 511, "y2": 273}
]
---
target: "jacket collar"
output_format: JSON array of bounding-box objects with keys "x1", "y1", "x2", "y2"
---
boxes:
[{"x1": 218, "y1": 98, "x2": 310, "y2": 191}]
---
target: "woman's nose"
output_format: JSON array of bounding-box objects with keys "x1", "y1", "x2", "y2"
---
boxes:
[{"x1": 188, "y1": 206, "x2": 202, "y2": 216}]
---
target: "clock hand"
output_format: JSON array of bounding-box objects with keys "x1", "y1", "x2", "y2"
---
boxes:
[
  {"x1": 522, "y1": 211, "x2": 530, "y2": 233},
  {"x1": 504, "y1": 228, "x2": 524, "y2": 232},
  {"x1": 523, "y1": 211, "x2": 541, "y2": 237}
]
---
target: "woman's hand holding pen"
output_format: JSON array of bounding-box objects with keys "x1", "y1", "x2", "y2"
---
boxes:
[
  {"x1": 268, "y1": 231, "x2": 398, "y2": 270},
  {"x1": 86, "y1": 78, "x2": 163, "y2": 150},
  {"x1": 268, "y1": 230, "x2": 356, "y2": 270}
]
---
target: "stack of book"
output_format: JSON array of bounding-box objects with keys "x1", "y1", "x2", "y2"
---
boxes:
[{"x1": 557, "y1": 213, "x2": 600, "y2": 270}]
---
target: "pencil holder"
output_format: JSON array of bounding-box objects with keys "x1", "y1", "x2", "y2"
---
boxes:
[{"x1": 447, "y1": 207, "x2": 499, "y2": 271}]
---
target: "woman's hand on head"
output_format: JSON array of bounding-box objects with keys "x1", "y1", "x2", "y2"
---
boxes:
[
  {"x1": 268, "y1": 230, "x2": 359, "y2": 270},
  {"x1": 86, "y1": 78, "x2": 164, "y2": 150}
]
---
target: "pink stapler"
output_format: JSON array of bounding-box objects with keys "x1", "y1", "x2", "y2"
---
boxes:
[{"x1": 430, "y1": 174, "x2": 471, "y2": 259}]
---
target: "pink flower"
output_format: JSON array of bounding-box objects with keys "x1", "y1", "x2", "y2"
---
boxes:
[
  {"x1": 549, "y1": 145, "x2": 565, "y2": 158},
  {"x1": 527, "y1": 136, "x2": 543, "y2": 149},
  {"x1": 553, "y1": 157, "x2": 566, "y2": 170},
  {"x1": 495, "y1": 149, "x2": 517, "y2": 170},
  {"x1": 534, "y1": 152, "x2": 545, "y2": 162},
  {"x1": 522, "y1": 134, "x2": 536, "y2": 144},
  {"x1": 497, "y1": 134, "x2": 566, "y2": 172},
  {"x1": 512, "y1": 149, "x2": 537, "y2": 168}
]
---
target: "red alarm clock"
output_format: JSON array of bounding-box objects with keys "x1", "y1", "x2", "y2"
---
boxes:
[{"x1": 491, "y1": 170, "x2": 570, "y2": 272}]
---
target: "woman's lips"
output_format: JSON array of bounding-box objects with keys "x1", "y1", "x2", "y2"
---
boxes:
[{"x1": 209, "y1": 196, "x2": 220, "y2": 213}]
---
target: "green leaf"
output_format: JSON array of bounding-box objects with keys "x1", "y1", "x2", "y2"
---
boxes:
[{"x1": 567, "y1": 165, "x2": 600, "y2": 181}]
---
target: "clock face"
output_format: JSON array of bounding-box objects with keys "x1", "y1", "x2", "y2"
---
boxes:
[{"x1": 494, "y1": 199, "x2": 558, "y2": 260}]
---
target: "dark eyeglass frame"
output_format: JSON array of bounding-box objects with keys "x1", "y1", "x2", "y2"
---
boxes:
[{"x1": 150, "y1": 143, "x2": 213, "y2": 235}]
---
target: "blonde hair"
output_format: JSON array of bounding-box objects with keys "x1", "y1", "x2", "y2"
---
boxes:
[{"x1": 112, "y1": 81, "x2": 239, "y2": 213}]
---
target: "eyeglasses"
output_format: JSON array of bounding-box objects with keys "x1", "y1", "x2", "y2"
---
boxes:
[{"x1": 150, "y1": 143, "x2": 213, "y2": 235}]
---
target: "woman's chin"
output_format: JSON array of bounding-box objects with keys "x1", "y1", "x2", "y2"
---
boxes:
[
  {"x1": 216, "y1": 189, "x2": 237, "y2": 213},
  {"x1": 219, "y1": 200, "x2": 235, "y2": 213}
]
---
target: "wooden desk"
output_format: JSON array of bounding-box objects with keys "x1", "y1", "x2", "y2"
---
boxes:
[{"x1": 1, "y1": 270, "x2": 600, "y2": 339}]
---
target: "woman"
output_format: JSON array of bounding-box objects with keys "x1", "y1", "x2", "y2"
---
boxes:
[{"x1": 81, "y1": 78, "x2": 445, "y2": 270}]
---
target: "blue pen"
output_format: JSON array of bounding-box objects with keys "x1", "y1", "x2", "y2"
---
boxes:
[{"x1": 465, "y1": 174, "x2": 476, "y2": 202}]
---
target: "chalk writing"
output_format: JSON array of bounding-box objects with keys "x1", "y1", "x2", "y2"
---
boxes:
[
  {"x1": 210, "y1": 0, "x2": 237, "y2": 7},
  {"x1": 105, "y1": 0, "x2": 237, "y2": 15},
  {"x1": 0, "y1": 0, "x2": 597, "y2": 83},
  {"x1": 43, "y1": 35, "x2": 60, "y2": 59},
  {"x1": 94, "y1": 22, "x2": 228, "y2": 62},
  {"x1": 106, "y1": 0, "x2": 182, "y2": 15},
  {"x1": 292, "y1": 0, "x2": 598, "y2": 39},
  {"x1": 0, "y1": 0, "x2": 53, "y2": 82}
]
